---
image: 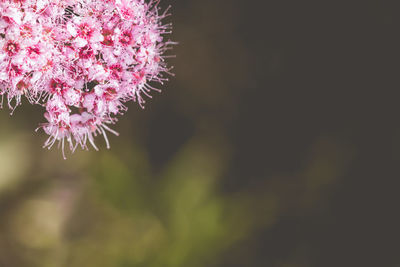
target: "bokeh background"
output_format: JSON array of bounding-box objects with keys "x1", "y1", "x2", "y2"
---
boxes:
[{"x1": 1, "y1": 0, "x2": 399, "y2": 266}]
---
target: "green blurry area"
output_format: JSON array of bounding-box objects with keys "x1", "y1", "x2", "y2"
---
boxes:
[{"x1": 0, "y1": 109, "x2": 353, "y2": 266}]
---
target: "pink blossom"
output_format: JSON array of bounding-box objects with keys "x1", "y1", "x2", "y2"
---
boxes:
[{"x1": 0, "y1": 0, "x2": 174, "y2": 158}]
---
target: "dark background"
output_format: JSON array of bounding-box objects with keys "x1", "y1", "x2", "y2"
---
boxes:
[{"x1": 1, "y1": 0, "x2": 399, "y2": 266}]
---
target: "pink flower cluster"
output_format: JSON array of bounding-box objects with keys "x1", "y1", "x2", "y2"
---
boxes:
[{"x1": 0, "y1": 0, "x2": 173, "y2": 158}]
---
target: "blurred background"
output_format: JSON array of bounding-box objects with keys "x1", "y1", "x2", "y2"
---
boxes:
[{"x1": 1, "y1": 0, "x2": 399, "y2": 266}]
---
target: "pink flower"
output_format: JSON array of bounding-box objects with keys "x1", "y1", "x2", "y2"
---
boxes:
[
  {"x1": 4, "y1": 40, "x2": 20, "y2": 56},
  {"x1": 0, "y1": 0, "x2": 174, "y2": 158}
]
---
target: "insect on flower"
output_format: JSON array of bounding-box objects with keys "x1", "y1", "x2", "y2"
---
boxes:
[{"x1": 0, "y1": 0, "x2": 175, "y2": 159}]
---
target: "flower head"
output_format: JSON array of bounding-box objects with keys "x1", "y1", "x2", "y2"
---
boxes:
[{"x1": 0, "y1": 0, "x2": 174, "y2": 158}]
